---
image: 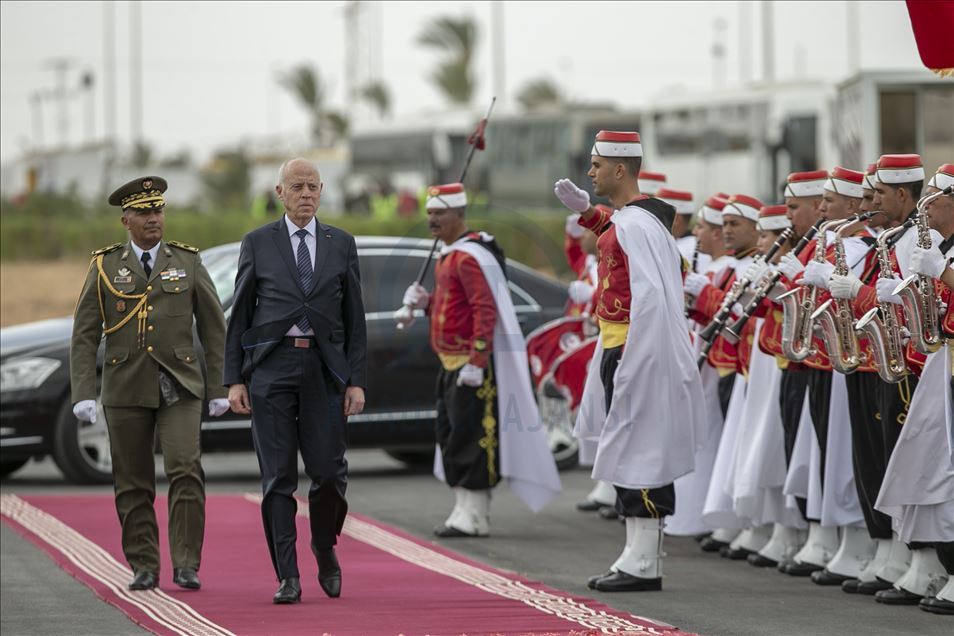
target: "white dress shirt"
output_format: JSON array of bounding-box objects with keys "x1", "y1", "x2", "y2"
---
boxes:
[
  {"x1": 284, "y1": 215, "x2": 317, "y2": 336},
  {"x1": 129, "y1": 241, "x2": 160, "y2": 275}
]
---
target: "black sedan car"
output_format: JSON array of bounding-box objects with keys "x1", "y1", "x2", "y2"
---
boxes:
[{"x1": 0, "y1": 236, "x2": 571, "y2": 483}]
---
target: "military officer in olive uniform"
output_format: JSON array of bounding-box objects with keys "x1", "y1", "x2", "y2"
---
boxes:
[{"x1": 70, "y1": 176, "x2": 230, "y2": 591}]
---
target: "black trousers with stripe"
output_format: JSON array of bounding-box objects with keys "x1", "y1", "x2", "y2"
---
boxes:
[
  {"x1": 600, "y1": 345, "x2": 676, "y2": 519},
  {"x1": 844, "y1": 371, "x2": 893, "y2": 540},
  {"x1": 778, "y1": 366, "x2": 811, "y2": 520}
]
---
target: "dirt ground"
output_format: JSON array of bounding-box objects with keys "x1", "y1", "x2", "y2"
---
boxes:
[{"x1": 0, "y1": 260, "x2": 90, "y2": 327}]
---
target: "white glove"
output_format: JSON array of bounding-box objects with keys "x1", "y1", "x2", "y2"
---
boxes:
[
  {"x1": 801, "y1": 260, "x2": 835, "y2": 289},
  {"x1": 742, "y1": 260, "x2": 769, "y2": 285},
  {"x1": 402, "y1": 283, "x2": 429, "y2": 310},
  {"x1": 568, "y1": 280, "x2": 595, "y2": 304},
  {"x1": 829, "y1": 272, "x2": 863, "y2": 299},
  {"x1": 876, "y1": 276, "x2": 903, "y2": 305},
  {"x1": 778, "y1": 253, "x2": 805, "y2": 280},
  {"x1": 456, "y1": 363, "x2": 484, "y2": 388},
  {"x1": 683, "y1": 272, "x2": 710, "y2": 297},
  {"x1": 909, "y1": 244, "x2": 946, "y2": 279},
  {"x1": 208, "y1": 398, "x2": 230, "y2": 417},
  {"x1": 554, "y1": 178, "x2": 591, "y2": 214},
  {"x1": 565, "y1": 213, "x2": 585, "y2": 239},
  {"x1": 72, "y1": 400, "x2": 97, "y2": 423},
  {"x1": 393, "y1": 304, "x2": 414, "y2": 329}
]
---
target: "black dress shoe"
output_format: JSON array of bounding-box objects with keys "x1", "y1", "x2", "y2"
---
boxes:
[
  {"x1": 699, "y1": 537, "x2": 729, "y2": 553},
  {"x1": 875, "y1": 586, "x2": 924, "y2": 605},
  {"x1": 576, "y1": 499, "x2": 604, "y2": 512},
  {"x1": 172, "y1": 567, "x2": 201, "y2": 590},
  {"x1": 842, "y1": 579, "x2": 861, "y2": 593},
  {"x1": 919, "y1": 596, "x2": 954, "y2": 615},
  {"x1": 856, "y1": 578, "x2": 893, "y2": 595},
  {"x1": 128, "y1": 571, "x2": 158, "y2": 591},
  {"x1": 587, "y1": 570, "x2": 614, "y2": 589},
  {"x1": 747, "y1": 553, "x2": 779, "y2": 568},
  {"x1": 721, "y1": 546, "x2": 754, "y2": 560},
  {"x1": 273, "y1": 577, "x2": 301, "y2": 604},
  {"x1": 598, "y1": 506, "x2": 620, "y2": 521},
  {"x1": 592, "y1": 571, "x2": 662, "y2": 592},
  {"x1": 782, "y1": 561, "x2": 824, "y2": 576},
  {"x1": 811, "y1": 569, "x2": 853, "y2": 586},
  {"x1": 693, "y1": 532, "x2": 712, "y2": 543},
  {"x1": 316, "y1": 549, "x2": 342, "y2": 599}
]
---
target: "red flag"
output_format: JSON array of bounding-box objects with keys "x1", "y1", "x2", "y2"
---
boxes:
[
  {"x1": 905, "y1": 0, "x2": 954, "y2": 75},
  {"x1": 467, "y1": 117, "x2": 488, "y2": 150}
]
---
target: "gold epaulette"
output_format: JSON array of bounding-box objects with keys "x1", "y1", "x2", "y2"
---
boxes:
[
  {"x1": 91, "y1": 243, "x2": 123, "y2": 256},
  {"x1": 167, "y1": 240, "x2": 198, "y2": 253}
]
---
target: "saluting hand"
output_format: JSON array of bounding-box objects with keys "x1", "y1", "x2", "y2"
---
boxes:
[
  {"x1": 344, "y1": 386, "x2": 365, "y2": 417},
  {"x1": 228, "y1": 384, "x2": 252, "y2": 415}
]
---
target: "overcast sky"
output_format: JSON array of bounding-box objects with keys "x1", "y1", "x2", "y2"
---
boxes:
[{"x1": 0, "y1": 1, "x2": 924, "y2": 163}]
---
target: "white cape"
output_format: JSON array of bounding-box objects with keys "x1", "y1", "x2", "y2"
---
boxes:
[
  {"x1": 875, "y1": 346, "x2": 954, "y2": 542},
  {"x1": 702, "y1": 374, "x2": 749, "y2": 529},
  {"x1": 575, "y1": 204, "x2": 706, "y2": 489},
  {"x1": 433, "y1": 238, "x2": 562, "y2": 512}
]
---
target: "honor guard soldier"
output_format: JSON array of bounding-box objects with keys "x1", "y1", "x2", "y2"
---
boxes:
[
  {"x1": 555, "y1": 131, "x2": 704, "y2": 592},
  {"x1": 397, "y1": 183, "x2": 561, "y2": 538},
  {"x1": 70, "y1": 176, "x2": 230, "y2": 592}
]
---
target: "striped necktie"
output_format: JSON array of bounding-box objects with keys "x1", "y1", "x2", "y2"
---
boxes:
[{"x1": 295, "y1": 228, "x2": 313, "y2": 332}]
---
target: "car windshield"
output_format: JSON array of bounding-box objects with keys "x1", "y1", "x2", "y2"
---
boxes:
[{"x1": 201, "y1": 246, "x2": 240, "y2": 307}]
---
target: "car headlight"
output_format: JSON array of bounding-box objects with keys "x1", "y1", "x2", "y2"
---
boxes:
[{"x1": 0, "y1": 356, "x2": 62, "y2": 393}]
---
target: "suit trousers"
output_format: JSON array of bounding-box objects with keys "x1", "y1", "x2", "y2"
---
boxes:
[
  {"x1": 779, "y1": 366, "x2": 811, "y2": 520},
  {"x1": 845, "y1": 371, "x2": 893, "y2": 540},
  {"x1": 435, "y1": 359, "x2": 500, "y2": 490},
  {"x1": 600, "y1": 345, "x2": 676, "y2": 519},
  {"x1": 104, "y1": 397, "x2": 204, "y2": 574},
  {"x1": 249, "y1": 344, "x2": 349, "y2": 581}
]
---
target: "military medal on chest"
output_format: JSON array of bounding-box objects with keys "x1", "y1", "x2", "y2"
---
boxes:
[
  {"x1": 116, "y1": 299, "x2": 126, "y2": 312},
  {"x1": 160, "y1": 268, "x2": 187, "y2": 281},
  {"x1": 113, "y1": 266, "x2": 133, "y2": 284}
]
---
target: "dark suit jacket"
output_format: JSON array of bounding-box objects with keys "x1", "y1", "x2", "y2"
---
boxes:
[{"x1": 223, "y1": 218, "x2": 367, "y2": 390}]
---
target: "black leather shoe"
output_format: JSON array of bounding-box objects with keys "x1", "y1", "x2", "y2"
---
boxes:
[
  {"x1": 782, "y1": 561, "x2": 824, "y2": 576},
  {"x1": 592, "y1": 571, "x2": 662, "y2": 592},
  {"x1": 721, "y1": 546, "x2": 754, "y2": 560},
  {"x1": 747, "y1": 553, "x2": 779, "y2": 568},
  {"x1": 587, "y1": 570, "x2": 614, "y2": 589},
  {"x1": 875, "y1": 587, "x2": 924, "y2": 605},
  {"x1": 699, "y1": 537, "x2": 729, "y2": 553},
  {"x1": 316, "y1": 549, "x2": 342, "y2": 599},
  {"x1": 129, "y1": 571, "x2": 158, "y2": 591},
  {"x1": 598, "y1": 506, "x2": 620, "y2": 521},
  {"x1": 273, "y1": 577, "x2": 301, "y2": 604},
  {"x1": 576, "y1": 499, "x2": 604, "y2": 512},
  {"x1": 842, "y1": 579, "x2": 861, "y2": 593},
  {"x1": 693, "y1": 532, "x2": 712, "y2": 543},
  {"x1": 811, "y1": 569, "x2": 853, "y2": 586},
  {"x1": 172, "y1": 567, "x2": 201, "y2": 590},
  {"x1": 919, "y1": 596, "x2": 954, "y2": 615},
  {"x1": 856, "y1": 578, "x2": 893, "y2": 595}
]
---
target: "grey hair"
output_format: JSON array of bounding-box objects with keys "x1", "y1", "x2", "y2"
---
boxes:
[{"x1": 277, "y1": 158, "x2": 320, "y2": 187}]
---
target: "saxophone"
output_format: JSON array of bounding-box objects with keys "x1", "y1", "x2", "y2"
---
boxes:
[
  {"x1": 811, "y1": 215, "x2": 872, "y2": 374},
  {"x1": 894, "y1": 190, "x2": 947, "y2": 355},
  {"x1": 778, "y1": 218, "x2": 847, "y2": 362},
  {"x1": 855, "y1": 221, "x2": 913, "y2": 383}
]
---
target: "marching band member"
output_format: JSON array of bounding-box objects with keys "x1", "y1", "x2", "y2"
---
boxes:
[{"x1": 555, "y1": 130, "x2": 704, "y2": 592}]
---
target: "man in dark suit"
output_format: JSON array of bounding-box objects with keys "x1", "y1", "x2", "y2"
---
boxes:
[{"x1": 224, "y1": 158, "x2": 367, "y2": 604}]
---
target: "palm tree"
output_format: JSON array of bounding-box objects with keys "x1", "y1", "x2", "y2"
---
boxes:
[
  {"x1": 278, "y1": 64, "x2": 348, "y2": 145},
  {"x1": 417, "y1": 16, "x2": 477, "y2": 105},
  {"x1": 360, "y1": 82, "x2": 391, "y2": 118},
  {"x1": 516, "y1": 78, "x2": 562, "y2": 111}
]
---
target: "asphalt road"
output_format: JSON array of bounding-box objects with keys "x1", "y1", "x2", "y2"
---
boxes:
[{"x1": 1, "y1": 450, "x2": 950, "y2": 636}]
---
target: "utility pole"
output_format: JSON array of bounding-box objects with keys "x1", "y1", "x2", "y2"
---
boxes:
[
  {"x1": 491, "y1": 1, "x2": 505, "y2": 109},
  {"x1": 81, "y1": 71, "x2": 96, "y2": 143},
  {"x1": 29, "y1": 92, "x2": 45, "y2": 151}
]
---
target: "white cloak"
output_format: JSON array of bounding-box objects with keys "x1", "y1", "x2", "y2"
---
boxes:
[
  {"x1": 575, "y1": 204, "x2": 706, "y2": 489},
  {"x1": 433, "y1": 238, "x2": 563, "y2": 512}
]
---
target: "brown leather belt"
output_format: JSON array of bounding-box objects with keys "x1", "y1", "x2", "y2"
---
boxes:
[{"x1": 282, "y1": 336, "x2": 315, "y2": 348}]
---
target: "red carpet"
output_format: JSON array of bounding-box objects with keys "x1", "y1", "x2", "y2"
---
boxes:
[{"x1": 2, "y1": 494, "x2": 697, "y2": 636}]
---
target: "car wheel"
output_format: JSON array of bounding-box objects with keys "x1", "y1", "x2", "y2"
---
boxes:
[
  {"x1": 52, "y1": 398, "x2": 113, "y2": 484},
  {"x1": 539, "y1": 391, "x2": 579, "y2": 471},
  {"x1": 0, "y1": 458, "x2": 29, "y2": 478}
]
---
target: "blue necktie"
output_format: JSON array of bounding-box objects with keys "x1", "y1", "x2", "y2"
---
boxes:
[
  {"x1": 295, "y1": 228, "x2": 312, "y2": 332},
  {"x1": 141, "y1": 251, "x2": 152, "y2": 277}
]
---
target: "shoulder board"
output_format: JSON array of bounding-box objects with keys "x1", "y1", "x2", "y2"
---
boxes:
[
  {"x1": 91, "y1": 242, "x2": 122, "y2": 256},
  {"x1": 167, "y1": 240, "x2": 199, "y2": 253}
]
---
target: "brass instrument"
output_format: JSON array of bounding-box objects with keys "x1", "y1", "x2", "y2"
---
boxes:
[
  {"x1": 810, "y1": 214, "x2": 875, "y2": 374},
  {"x1": 855, "y1": 221, "x2": 914, "y2": 384},
  {"x1": 778, "y1": 217, "x2": 850, "y2": 362},
  {"x1": 894, "y1": 189, "x2": 949, "y2": 355}
]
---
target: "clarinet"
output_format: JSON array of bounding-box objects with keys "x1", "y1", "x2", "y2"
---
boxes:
[
  {"x1": 724, "y1": 214, "x2": 870, "y2": 341},
  {"x1": 695, "y1": 228, "x2": 794, "y2": 369},
  {"x1": 685, "y1": 242, "x2": 700, "y2": 318}
]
